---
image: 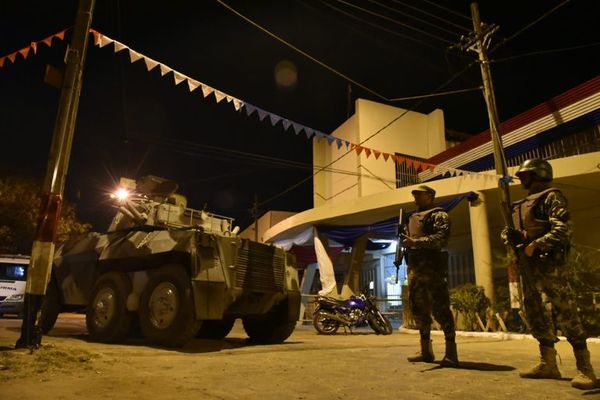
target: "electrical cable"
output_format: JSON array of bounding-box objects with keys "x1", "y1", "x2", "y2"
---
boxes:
[
  {"x1": 364, "y1": 0, "x2": 465, "y2": 37},
  {"x1": 416, "y1": 0, "x2": 472, "y2": 21},
  {"x1": 317, "y1": 0, "x2": 442, "y2": 51},
  {"x1": 328, "y1": 0, "x2": 455, "y2": 44},
  {"x1": 389, "y1": 0, "x2": 471, "y2": 31},
  {"x1": 217, "y1": 0, "x2": 480, "y2": 104},
  {"x1": 490, "y1": 0, "x2": 572, "y2": 53},
  {"x1": 491, "y1": 41, "x2": 600, "y2": 64}
]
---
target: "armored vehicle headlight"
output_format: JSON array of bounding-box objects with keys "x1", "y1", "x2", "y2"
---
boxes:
[{"x1": 112, "y1": 188, "x2": 131, "y2": 202}]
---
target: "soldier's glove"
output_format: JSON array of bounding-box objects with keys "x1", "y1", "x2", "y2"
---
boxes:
[{"x1": 505, "y1": 228, "x2": 527, "y2": 247}]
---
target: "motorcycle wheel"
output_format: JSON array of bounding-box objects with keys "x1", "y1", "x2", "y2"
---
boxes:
[
  {"x1": 313, "y1": 310, "x2": 340, "y2": 335},
  {"x1": 368, "y1": 311, "x2": 393, "y2": 335}
]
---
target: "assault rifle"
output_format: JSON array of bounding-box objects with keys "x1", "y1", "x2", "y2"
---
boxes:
[{"x1": 393, "y1": 208, "x2": 405, "y2": 284}]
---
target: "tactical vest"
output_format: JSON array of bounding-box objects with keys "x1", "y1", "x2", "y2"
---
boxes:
[
  {"x1": 407, "y1": 207, "x2": 444, "y2": 239},
  {"x1": 511, "y1": 187, "x2": 559, "y2": 241}
]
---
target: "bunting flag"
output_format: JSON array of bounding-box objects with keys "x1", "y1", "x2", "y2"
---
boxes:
[
  {"x1": 1, "y1": 28, "x2": 501, "y2": 183},
  {"x1": 0, "y1": 29, "x2": 68, "y2": 68}
]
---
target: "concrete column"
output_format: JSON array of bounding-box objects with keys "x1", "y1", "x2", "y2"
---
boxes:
[{"x1": 468, "y1": 191, "x2": 495, "y2": 304}]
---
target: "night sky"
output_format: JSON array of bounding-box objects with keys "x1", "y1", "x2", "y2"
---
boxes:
[{"x1": 1, "y1": 0, "x2": 599, "y2": 231}]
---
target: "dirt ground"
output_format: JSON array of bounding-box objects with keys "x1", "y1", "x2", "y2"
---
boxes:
[{"x1": 1, "y1": 314, "x2": 599, "y2": 400}]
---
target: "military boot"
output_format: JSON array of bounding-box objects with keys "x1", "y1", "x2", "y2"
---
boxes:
[
  {"x1": 407, "y1": 339, "x2": 434, "y2": 363},
  {"x1": 519, "y1": 345, "x2": 561, "y2": 379},
  {"x1": 440, "y1": 340, "x2": 459, "y2": 368},
  {"x1": 571, "y1": 349, "x2": 597, "y2": 390}
]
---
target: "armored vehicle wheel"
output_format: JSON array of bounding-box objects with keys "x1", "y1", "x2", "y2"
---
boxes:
[
  {"x1": 86, "y1": 271, "x2": 133, "y2": 343},
  {"x1": 368, "y1": 311, "x2": 393, "y2": 335},
  {"x1": 313, "y1": 310, "x2": 340, "y2": 335},
  {"x1": 39, "y1": 278, "x2": 61, "y2": 334},
  {"x1": 242, "y1": 299, "x2": 296, "y2": 344},
  {"x1": 139, "y1": 264, "x2": 201, "y2": 347},
  {"x1": 196, "y1": 318, "x2": 235, "y2": 339}
]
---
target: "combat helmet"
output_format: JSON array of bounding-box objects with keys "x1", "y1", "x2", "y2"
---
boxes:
[{"x1": 515, "y1": 158, "x2": 553, "y2": 181}]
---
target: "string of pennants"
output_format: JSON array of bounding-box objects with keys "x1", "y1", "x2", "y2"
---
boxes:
[
  {"x1": 1, "y1": 28, "x2": 505, "y2": 181},
  {"x1": 0, "y1": 29, "x2": 67, "y2": 68}
]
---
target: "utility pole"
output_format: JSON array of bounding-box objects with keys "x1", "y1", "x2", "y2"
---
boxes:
[
  {"x1": 16, "y1": 0, "x2": 96, "y2": 349},
  {"x1": 454, "y1": 2, "x2": 540, "y2": 328},
  {"x1": 455, "y1": 2, "x2": 513, "y2": 224}
]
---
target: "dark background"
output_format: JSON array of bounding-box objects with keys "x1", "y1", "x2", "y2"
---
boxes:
[{"x1": 1, "y1": 0, "x2": 599, "y2": 231}]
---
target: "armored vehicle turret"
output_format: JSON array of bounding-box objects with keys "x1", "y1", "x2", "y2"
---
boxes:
[{"x1": 40, "y1": 176, "x2": 300, "y2": 347}]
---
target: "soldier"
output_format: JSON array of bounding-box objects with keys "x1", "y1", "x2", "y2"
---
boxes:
[
  {"x1": 505, "y1": 158, "x2": 597, "y2": 390},
  {"x1": 402, "y1": 185, "x2": 458, "y2": 367}
]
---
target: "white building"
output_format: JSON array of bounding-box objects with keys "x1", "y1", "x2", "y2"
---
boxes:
[{"x1": 263, "y1": 76, "x2": 600, "y2": 315}]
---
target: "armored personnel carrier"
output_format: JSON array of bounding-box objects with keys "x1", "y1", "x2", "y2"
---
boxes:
[{"x1": 40, "y1": 176, "x2": 300, "y2": 347}]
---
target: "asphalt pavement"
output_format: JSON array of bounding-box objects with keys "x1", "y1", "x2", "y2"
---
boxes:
[{"x1": 0, "y1": 314, "x2": 599, "y2": 399}]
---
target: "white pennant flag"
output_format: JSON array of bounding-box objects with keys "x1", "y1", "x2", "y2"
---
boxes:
[
  {"x1": 143, "y1": 57, "x2": 159, "y2": 71},
  {"x1": 232, "y1": 99, "x2": 243, "y2": 111},
  {"x1": 187, "y1": 79, "x2": 200, "y2": 92},
  {"x1": 225, "y1": 96, "x2": 233, "y2": 103},
  {"x1": 292, "y1": 123, "x2": 303, "y2": 135},
  {"x1": 269, "y1": 114, "x2": 281, "y2": 126},
  {"x1": 257, "y1": 109, "x2": 268, "y2": 121},
  {"x1": 282, "y1": 120, "x2": 291, "y2": 131},
  {"x1": 173, "y1": 72, "x2": 186, "y2": 85},
  {"x1": 113, "y1": 41, "x2": 127, "y2": 53},
  {"x1": 201, "y1": 85, "x2": 214, "y2": 98},
  {"x1": 245, "y1": 104, "x2": 256, "y2": 116},
  {"x1": 99, "y1": 35, "x2": 113, "y2": 48},
  {"x1": 129, "y1": 49, "x2": 142, "y2": 63},
  {"x1": 159, "y1": 64, "x2": 171, "y2": 76},
  {"x1": 214, "y1": 91, "x2": 226, "y2": 103}
]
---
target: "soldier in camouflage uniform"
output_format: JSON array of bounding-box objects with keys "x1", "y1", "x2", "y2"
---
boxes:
[
  {"x1": 505, "y1": 158, "x2": 597, "y2": 390},
  {"x1": 402, "y1": 185, "x2": 458, "y2": 367}
]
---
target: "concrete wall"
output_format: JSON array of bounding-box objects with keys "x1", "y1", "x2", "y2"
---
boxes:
[
  {"x1": 240, "y1": 210, "x2": 296, "y2": 243},
  {"x1": 313, "y1": 98, "x2": 445, "y2": 206}
]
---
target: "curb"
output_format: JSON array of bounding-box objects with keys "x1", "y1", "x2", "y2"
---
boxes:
[{"x1": 398, "y1": 327, "x2": 600, "y2": 344}]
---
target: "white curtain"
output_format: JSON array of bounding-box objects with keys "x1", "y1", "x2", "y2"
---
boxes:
[{"x1": 314, "y1": 234, "x2": 336, "y2": 296}]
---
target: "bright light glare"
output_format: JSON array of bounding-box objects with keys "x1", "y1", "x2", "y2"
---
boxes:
[{"x1": 113, "y1": 188, "x2": 130, "y2": 201}]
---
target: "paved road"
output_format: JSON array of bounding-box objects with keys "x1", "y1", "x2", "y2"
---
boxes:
[{"x1": 0, "y1": 314, "x2": 599, "y2": 399}]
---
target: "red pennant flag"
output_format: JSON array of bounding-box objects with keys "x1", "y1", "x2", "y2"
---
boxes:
[
  {"x1": 355, "y1": 145, "x2": 364, "y2": 155},
  {"x1": 90, "y1": 29, "x2": 100, "y2": 46},
  {"x1": 364, "y1": 148, "x2": 371, "y2": 158},
  {"x1": 42, "y1": 35, "x2": 53, "y2": 47},
  {"x1": 382, "y1": 153, "x2": 390, "y2": 161},
  {"x1": 7, "y1": 52, "x2": 17, "y2": 63},
  {"x1": 0, "y1": 57, "x2": 5, "y2": 68},
  {"x1": 18, "y1": 47, "x2": 30, "y2": 59},
  {"x1": 30, "y1": 42, "x2": 37, "y2": 54},
  {"x1": 55, "y1": 30, "x2": 66, "y2": 41},
  {"x1": 373, "y1": 150, "x2": 381, "y2": 159}
]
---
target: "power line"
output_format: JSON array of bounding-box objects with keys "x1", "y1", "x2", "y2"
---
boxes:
[
  {"x1": 416, "y1": 0, "x2": 472, "y2": 21},
  {"x1": 317, "y1": 0, "x2": 443, "y2": 51},
  {"x1": 491, "y1": 41, "x2": 600, "y2": 64},
  {"x1": 364, "y1": 0, "x2": 465, "y2": 38},
  {"x1": 490, "y1": 0, "x2": 572, "y2": 53},
  {"x1": 217, "y1": 0, "x2": 477, "y2": 104},
  {"x1": 328, "y1": 0, "x2": 455, "y2": 44},
  {"x1": 389, "y1": 85, "x2": 481, "y2": 102},
  {"x1": 387, "y1": 0, "x2": 471, "y2": 33}
]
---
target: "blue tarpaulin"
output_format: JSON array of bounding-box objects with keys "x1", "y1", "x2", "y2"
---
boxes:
[{"x1": 317, "y1": 191, "x2": 479, "y2": 245}]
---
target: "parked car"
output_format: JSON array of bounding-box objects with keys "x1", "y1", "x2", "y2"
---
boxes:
[{"x1": 0, "y1": 254, "x2": 30, "y2": 318}]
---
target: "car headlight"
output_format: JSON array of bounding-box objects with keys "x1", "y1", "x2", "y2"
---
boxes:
[{"x1": 5, "y1": 293, "x2": 24, "y2": 302}]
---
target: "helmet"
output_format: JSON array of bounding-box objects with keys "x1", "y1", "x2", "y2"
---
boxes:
[
  {"x1": 411, "y1": 185, "x2": 436, "y2": 197},
  {"x1": 515, "y1": 158, "x2": 553, "y2": 182}
]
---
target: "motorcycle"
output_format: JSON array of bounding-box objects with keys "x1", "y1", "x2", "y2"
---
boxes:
[{"x1": 312, "y1": 288, "x2": 393, "y2": 335}]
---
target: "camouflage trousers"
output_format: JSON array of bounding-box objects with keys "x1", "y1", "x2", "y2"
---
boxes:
[
  {"x1": 407, "y1": 251, "x2": 455, "y2": 338},
  {"x1": 521, "y1": 260, "x2": 587, "y2": 344}
]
